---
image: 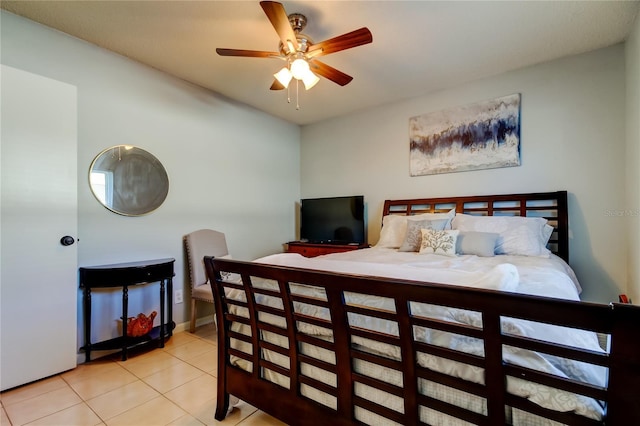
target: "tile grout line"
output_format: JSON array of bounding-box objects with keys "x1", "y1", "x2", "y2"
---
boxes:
[
  {"x1": 59, "y1": 369, "x2": 109, "y2": 425},
  {"x1": 1, "y1": 326, "x2": 222, "y2": 426}
]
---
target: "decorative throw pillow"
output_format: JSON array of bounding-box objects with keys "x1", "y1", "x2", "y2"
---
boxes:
[
  {"x1": 456, "y1": 232, "x2": 499, "y2": 257},
  {"x1": 398, "y1": 219, "x2": 450, "y2": 252},
  {"x1": 376, "y1": 208, "x2": 456, "y2": 248},
  {"x1": 419, "y1": 229, "x2": 459, "y2": 256}
]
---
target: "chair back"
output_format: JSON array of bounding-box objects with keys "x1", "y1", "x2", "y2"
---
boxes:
[{"x1": 184, "y1": 229, "x2": 228, "y2": 289}]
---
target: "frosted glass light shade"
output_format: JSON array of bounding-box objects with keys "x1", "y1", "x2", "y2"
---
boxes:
[
  {"x1": 290, "y1": 58, "x2": 310, "y2": 80},
  {"x1": 302, "y1": 72, "x2": 320, "y2": 90},
  {"x1": 274, "y1": 67, "x2": 292, "y2": 88}
]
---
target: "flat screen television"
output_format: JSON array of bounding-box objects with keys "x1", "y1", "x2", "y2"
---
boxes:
[{"x1": 300, "y1": 195, "x2": 366, "y2": 245}]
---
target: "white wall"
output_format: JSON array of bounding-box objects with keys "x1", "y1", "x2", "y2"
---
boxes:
[
  {"x1": 301, "y1": 46, "x2": 627, "y2": 304},
  {"x1": 626, "y1": 13, "x2": 640, "y2": 304},
  {"x1": 1, "y1": 12, "x2": 300, "y2": 350}
]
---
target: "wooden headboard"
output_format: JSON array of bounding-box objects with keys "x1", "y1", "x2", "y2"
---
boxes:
[{"x1": 382, "y1": 191, "x2": 569, "y2": 262}]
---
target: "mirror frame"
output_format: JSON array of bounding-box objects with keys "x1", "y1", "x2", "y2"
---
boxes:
[{"x1": 89, "y1": 145, "x2": 169, "y2": 216}]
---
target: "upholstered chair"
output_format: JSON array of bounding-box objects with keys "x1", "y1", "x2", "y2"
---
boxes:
[{"x1": 183, "y1": 229, "x2": 229, "y2": 332}]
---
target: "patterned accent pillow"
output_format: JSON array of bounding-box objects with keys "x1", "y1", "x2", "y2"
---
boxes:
[
  {"x1": 398, "y1": 219, "x2": 450, "y2": 252},
  {"x1": 419, "y1": 229, "x2": 459, "y2": 256},
  {"x1": 376, "y1": 208, "x2": 456, "y2": 248}
]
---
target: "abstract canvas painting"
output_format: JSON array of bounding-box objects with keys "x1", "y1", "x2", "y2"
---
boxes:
[{"x1": 409, "y1": 94, "x2": 521, "y2": 176}]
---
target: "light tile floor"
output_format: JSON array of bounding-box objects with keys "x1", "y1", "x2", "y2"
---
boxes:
[{"x1": 0, "y1": 324, "x2": 286, "y2": 426}]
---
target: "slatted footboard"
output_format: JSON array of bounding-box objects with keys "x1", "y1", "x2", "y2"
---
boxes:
[{"x1": 204, "y1": 256, "x2": 640, "y2": 426}]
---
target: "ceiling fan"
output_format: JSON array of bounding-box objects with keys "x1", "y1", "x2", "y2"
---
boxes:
[{"x1": 216, "y1": 1, "x2": 373, "y2": 94}]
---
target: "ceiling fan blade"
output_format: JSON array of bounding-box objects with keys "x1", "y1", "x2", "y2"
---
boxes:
[
  {"x1": 310, "y1": 60, "x2": 353, "y2": 86},
  {"x1": 260, "y1": 1, "x2": 299, "y2": 54},
  {"x1": 307, "y1": 27, "x2": 372, "y2": 58},
  {"x1": 270, "y1": 79, "x2": 285, "y2": 90},
  {"x1": 216, "y1": 48, "x2": 279, "y2": 58}
]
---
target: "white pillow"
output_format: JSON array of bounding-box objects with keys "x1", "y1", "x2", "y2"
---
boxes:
[
  {"x1": 451, "y1": 214, "x2": 551, "y2": 257},
  {"x1": 376, "y1": 208, "x2": 456, "y2": 248},
  {"x1": 419, "y1": 229, "x2": 459, "y2": 257},
  {"x1": 376, "y1": 215, "x2": 408, "y2": 248},
  {"x1": 542, "y1": 224, "x2": 554, "y2": 245},
  {"x1": 407, "y1": 208, "x2": 456, "y2": 225}
]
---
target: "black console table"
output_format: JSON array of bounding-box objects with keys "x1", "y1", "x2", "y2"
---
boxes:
[{"x1": 79, "y1": 258, "x2": 175, "y2": 362}]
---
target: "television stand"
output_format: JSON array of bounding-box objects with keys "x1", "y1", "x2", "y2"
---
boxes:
[{"x1": 286, "y1": 241, "x2": 369, "y2": 258}]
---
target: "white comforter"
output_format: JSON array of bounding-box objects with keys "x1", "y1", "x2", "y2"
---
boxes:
[{"x1": 224, "y1": 248, "x2": 605, "y2": 424}]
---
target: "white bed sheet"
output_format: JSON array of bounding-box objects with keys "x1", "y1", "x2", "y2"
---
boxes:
[{"x1": 222, "y1": 248, "x2": 605, "y2": 425}]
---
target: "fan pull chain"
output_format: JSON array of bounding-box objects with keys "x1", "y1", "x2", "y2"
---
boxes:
[
  {"x1": 287, "y1": 82, "x2": 291, "y2": 104},
  {"x1": 296, "y1": 79, "x2": 300, "y2": 110}
]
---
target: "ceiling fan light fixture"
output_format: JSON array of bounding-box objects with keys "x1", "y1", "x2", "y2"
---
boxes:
[
  {"x1": 274, "y1": 67, "x2": 293, "y2": 88},
  {"x1": 302, "y1": 72, "x2": 320, "y2": 90},
  {"x1": 290, "y1": 57, "x2": 310, "y2": 80},
  {"x1": 217, "y1": 2, "x2": 372, "y2": 108}
]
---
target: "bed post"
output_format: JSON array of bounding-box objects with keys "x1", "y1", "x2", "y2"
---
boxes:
[{"x1": 605, "y1": 303, "x2": 640, "y2": 424}]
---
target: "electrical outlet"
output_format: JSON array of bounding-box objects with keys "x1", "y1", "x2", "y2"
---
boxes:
[{"x1": 175, "y1": 289, "x2": 183, "y2": 304}]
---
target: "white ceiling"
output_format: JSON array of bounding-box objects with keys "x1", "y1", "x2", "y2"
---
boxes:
[{"x1": 2, "y1": 1, "x2": 639, "y2": 125}]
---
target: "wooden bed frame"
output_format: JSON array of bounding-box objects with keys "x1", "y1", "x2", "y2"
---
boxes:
[{"x1": 204, "y1": 191, "x2": 640, "y2": 425}]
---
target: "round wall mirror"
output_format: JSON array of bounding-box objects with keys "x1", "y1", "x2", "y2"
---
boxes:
[{"x1": 89, "y1": 145, "x2": 169, "y2": 216}]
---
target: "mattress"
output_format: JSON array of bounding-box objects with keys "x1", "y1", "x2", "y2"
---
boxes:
[{"x1": 221, "y1": 248, "x2": 605, "y2": 425}]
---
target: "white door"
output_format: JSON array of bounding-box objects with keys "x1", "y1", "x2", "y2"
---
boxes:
[{"x1": 1, "y1": 65, "x2": 78, "y2": 390}]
